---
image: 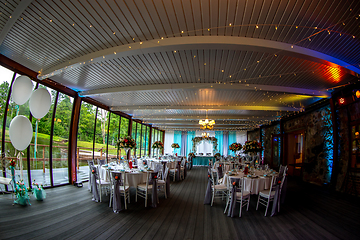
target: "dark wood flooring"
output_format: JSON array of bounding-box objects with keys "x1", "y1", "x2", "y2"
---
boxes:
[{"x1": 0, "y1": 167, "x2": 359, "y2": 240}]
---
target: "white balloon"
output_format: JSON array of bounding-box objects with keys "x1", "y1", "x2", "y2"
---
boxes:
[
  {"x1": 29, "y1": 88, "x2": 52, "y2": 119},
  {"x1": 11, "y1": 75, "x2": 34, "y2": 105},
  {"x1": 9, "y1": 115, "x2": 33, "y2": 151}
]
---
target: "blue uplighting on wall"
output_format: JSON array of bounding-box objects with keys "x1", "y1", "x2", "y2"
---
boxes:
[
  {"x1": 321, "y1": 106, "x2": 334, "y2": 183},
  {"x1": 261, "y1": 128, "x2": 265, "y2": 161}
]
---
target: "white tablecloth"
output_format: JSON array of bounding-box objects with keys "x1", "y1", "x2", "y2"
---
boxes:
[
  {"x1": 222, "y1": 170, "x2": 276, "y2": 194},
  {"x1": 147, "y1": 160, "x2": 176, "y2": 169},
  {"x1": 98, "y1": 166, "x2": 148, "y2": 188}
]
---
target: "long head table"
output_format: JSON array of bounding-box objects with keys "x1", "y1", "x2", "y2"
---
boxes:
[{"x1": 192, "y1": 156, "x2": 215, "y2": 166}]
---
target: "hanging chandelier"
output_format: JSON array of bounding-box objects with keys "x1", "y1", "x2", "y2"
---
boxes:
[
  {"x1": 201, "y1": 132, "x2": 210, "y2": 137},
  {"x1": 199, "y1": 110, "x2": 215, "y2": 130}
]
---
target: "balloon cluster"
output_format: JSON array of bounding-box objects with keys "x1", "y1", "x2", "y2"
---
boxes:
[{"x1": 9, "y1": 76, "x2": 51, "y2": 151}]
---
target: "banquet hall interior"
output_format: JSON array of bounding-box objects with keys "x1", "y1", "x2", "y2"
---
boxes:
[{"x1": 0, "y1": 0, "x2": 360, "y2": 239}]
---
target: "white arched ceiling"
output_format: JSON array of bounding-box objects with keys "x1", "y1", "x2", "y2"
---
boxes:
[
  {"x1": 1, "y1": 0, "x2": 359, "y2": 131},
  {"x1": 38, "y1": 36, "x2": 360, "y2": 80}
]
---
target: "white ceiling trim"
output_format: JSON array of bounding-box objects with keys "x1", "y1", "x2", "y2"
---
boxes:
[
  {"x1": 81, "y1": 83, "x2": 330, "y2": 98},
  {"x1": 37, "y1": 36, "x2": 360, "y2": 80},
  {"x1": 111, "y1": 105, "x2": 300, "y2": 112},
  {"x1": 0, "y1": 1, "x2": 34, "y2": 46},
  {"x1": 136, "y1": 116, "x2": 278, "y2": 121}
]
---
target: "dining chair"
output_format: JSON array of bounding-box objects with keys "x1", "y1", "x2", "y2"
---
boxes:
[
  {"x1": 256, "y1": 175, "x2": 277, "y2": 216},
  {"x1": 109, "y1": 171, "x2": 130, "y2": 210},
  {"x1": 96, "y1": 165, "x2": 111, "y2": 203},
  {"x1": 169, "y1": 161, "x2": 178, "y2": 181},
  {"x1": 136, "y1": 171, "x2": 158, "y2": 207},
  {"x1": 157, "y1": 166, "x2": 169, "y2": 199},
  {"x1": 97, "y1": 159, "x2": 106, "y2": 166},
  {"x1": 87, "y1": 160, "x2": 94, "y2": 192},
  {"x1": 180, "y1": 157, "x2": 186, "y2": 180},
  {"x1": 211, "y1": 168, "x2": 227, "y2": 206},
  {"x1": 224, "y1": 177, "x2": 251, "y2": 217}
]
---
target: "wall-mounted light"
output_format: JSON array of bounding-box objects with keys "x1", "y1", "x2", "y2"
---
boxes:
[{"x1": 339, "y1": 97, "x2": 345, "y2": 105}]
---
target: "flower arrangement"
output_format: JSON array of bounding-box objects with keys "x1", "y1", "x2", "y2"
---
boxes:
[
  {"x1": 14, "y1": 179, "x2": 31, "y2": 205},
  {"x1": 32, "y1": 180, "x2": 46, "y2": 201},
  {"x1": 10, "y1": 159, "x2": 16, "y2": 167},
  {"x1": 32, "y1": 181, "x2": 44, "y2": 191},
  {"x1": 15, "y1": 180, "x2": 30, "y2": 197},
  {"x1": 188, "y1": 152, "x2": 195, "y2": 158},
  {"x1": 242, "y1": 140, "x2": 262, "y2": 154},
  {"x1": 152, "y1": 141, "x2": 164, "y2": 149},
  {"x1": 192, "y1": 136, "x2": 218, "y2": 153},
  {"x1": 171, "y1": 143, "x2": 180, "y2": 149},
  {"x1": 229, "y1": 143, "x2": 242, "y2": 152},
  {"x1": 117, "y1": 136, "x2": 136, "y2": 149}
]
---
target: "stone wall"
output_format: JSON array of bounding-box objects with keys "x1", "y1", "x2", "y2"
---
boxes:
[
  {"x1": 283, "y1": 105, "x2": 333, "y2": 185},
  {"x1": 247, "y1": 129, "x2": 260, "y2": 142},
  {"x1": 336, "y1": 100, "x2": 360, "y2": 191},
  {"x1": 262, "y1": 124, "x2": 280, "y2": 164}
]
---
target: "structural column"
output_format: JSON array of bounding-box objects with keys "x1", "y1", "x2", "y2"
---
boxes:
[{"x1": 68, "y1": 94, "x2": 81, "y2": 184}]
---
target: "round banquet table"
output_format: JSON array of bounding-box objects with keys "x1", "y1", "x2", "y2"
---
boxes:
[
  {"x1": 222, "y1": 170, "x2": 277, "y2": 195},
  {"x1": 147, "y1": 159, "x2": 176, "y2": 170},
  {"x1": 99, "y1": 166, "x2": 148, "y2": 188}
]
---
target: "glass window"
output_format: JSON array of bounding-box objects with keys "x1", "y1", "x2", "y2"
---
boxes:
[
  {"x1": 5, "y1": 76, "x2": 34, "y2": 188},
  {"x1": 52, "y1": 93, "x2": 73, "y2": 185},
  {"x1": 145, "y1": 126, "x2": 150, "y2": 157},
  {"x1": 141, "y1": 125, "x2": 147, "y2": 157},
  {"x1": 29, "y1": 86, "x2": 55, "y2": 187},
  {"x1": 136, "y1": 123, "x2": 141, "y2": 157},
  {"x1": 77, "y1": 102, "x2": 96, "y2": 182},
  {"x1": 0, "y1": 67, "x2": 15, "y2": 191},
  {"x1": 152, "y1": 128, "x2": 156, "y2": 156},
  {"x1": 132, "y1": 121, "x2": 137, "y2": 157},
  {"x1": 108, "y1": 113, "x2": 120, "y2": 161},
  {"x1": 94, "y1": 108, "x2": 108, "y2": 161},
  {"x1": 351, "y1": 125, "x2": 360, "y2": 168},
  {"x1": 119, "y1": 117, "x2": 129, "y2": 158}
]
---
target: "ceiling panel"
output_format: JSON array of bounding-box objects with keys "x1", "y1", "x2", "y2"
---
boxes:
[{"x1": 0, "y1": 0, "x2": 359, "y2": 131}]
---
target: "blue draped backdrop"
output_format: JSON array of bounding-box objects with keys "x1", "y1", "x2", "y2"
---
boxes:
[
  {"x1": 187, "y1": 131, "x2": 195, "y2": 156},
  {"x1": 173, "y1": 131, "x2": 182, "y2": 155},
  {"x1": 215, "y1": 131, "x2": 223, "y2": 156},
  {"x1": 228, "y1": 131, "x2": 237, "y2": 156}
]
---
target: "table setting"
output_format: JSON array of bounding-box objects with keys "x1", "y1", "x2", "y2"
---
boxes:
[{"x1": 222, "y1": 167, "x2": 278, "y2": 195}]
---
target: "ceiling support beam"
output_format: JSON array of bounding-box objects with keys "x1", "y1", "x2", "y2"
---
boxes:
[
  {"x1": 136, "y1": 115, "x2": 278, "y2": 121},
  {"x1": 0, "y1": 1, "x2": 34, "y2": 46},
  {"x1": 111, "y1": 104, "x2": 301, "y2": 112},
  {"x1": 37, "y1": 36, "x2": 360, "y2": 80},
  {"x1": 155, "y1": 126, "x2": 255, "y2": 130},
  {"x1": 84, "y1": 83, "x2": 329, "y2": 98}
]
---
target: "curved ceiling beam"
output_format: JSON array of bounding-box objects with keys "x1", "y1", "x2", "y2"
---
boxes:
[
  {"x1": 133, "y1": 115, "x2": 278, "y2": 121},
  {"x1": 0, "y1": 1, "x2": 34, "y2": 46},
  {"x1": 110, "y1": 105, "x2": 300, "y2": 112},
  {"x1": 37, "y1": 36, "x2": 360, "y2": 80},
  {"x1": 82, "y1": 83, "x2": 330, "y2": 98}
]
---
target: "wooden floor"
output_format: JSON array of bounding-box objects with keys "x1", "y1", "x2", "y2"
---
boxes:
[{"x1": 1, "y1": 167, "x2": 359, "y2": 240}]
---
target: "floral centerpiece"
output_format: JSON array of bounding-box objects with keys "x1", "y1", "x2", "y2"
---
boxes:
[
  {"x1": 152, "y1": 141, "x2": 164, "y2": 149},
  {"x1": 171, "y1": 143, "x2": 180, "y2": 149},
  {"x1": 32, "y1": 180, "x2": 46, "y2": 201},
  {"x1": 117, "y1": 136, "x2": 136, "y2": 159},
  {"x1": 10, "y1": 159, "x2": 16, "y2": 167},
  {"x1": 152, "y1": 141, "x2": 164, "y2": 156},
  {"x1": 229, "y1": 143, "x2": 242, "y2": 153},
  {"x1": 243, "y1": 140, "x2": 262, "y2": 154},
  {"x1": 188, "y1": 152, "x2": 195, "y2": 158},
  {"x1": 117, "y1": 136, "x2": 136, "y2": 150},
  {"x1": 14, "y1": 179, "x2": 31, "y2": 206}
]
